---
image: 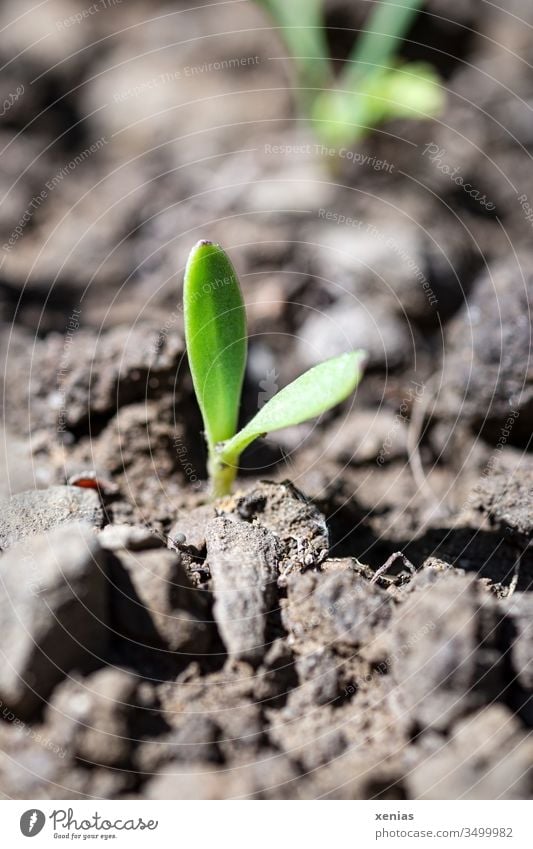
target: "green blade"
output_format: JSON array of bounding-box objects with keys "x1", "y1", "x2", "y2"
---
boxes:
[
  {"x1": 344, "y1": 0, "x2": 424, "y2": 85},
  {"x1": 257, "y1": 0, "x2": 331, "y2": 94},
  {"x1": 184, "y1": 241, "x2": 247, "y2": 449},
  {"x1": 220, "y1": 350, "x2": 366, "y2": 464}
]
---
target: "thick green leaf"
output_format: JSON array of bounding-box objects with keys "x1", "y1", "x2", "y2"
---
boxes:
[
  {"x1": 219, "y1": 350, "x2": 366, "y2": 464},
  {"x1": 184, "y1": 241, "x2": 246, "y2": 449},
  {"x1": 257, "y1": 0, "x2": 331, "y2": 95}
]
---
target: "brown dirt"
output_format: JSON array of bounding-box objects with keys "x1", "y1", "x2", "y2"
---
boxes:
[{"x1": 0, "y1": 0, "x2": 532, "y2": 800}]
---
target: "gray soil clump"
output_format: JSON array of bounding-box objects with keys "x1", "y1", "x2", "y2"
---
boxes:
[
  {"x1": 0, "y1": 486, "x2": 104, "y2": 550},
  {"x1": 206, "y1": 516, "x2": 280, "y2": 665},
  {"x1": 0, "y1": 523, "x2": 109, "y2": 719}
]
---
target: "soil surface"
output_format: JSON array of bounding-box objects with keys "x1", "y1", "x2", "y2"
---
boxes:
[{"x1": 0, "y1": 0, "x2": 532, "y2": 799}]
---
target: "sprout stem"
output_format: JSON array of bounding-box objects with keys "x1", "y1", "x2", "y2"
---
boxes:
[{"x1": 208, "y1": 451, "x2": 238, "y2": 498}]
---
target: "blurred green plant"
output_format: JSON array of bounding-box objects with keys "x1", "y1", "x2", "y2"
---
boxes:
[
  {"x1": 257, "y1": 0, "x2": 443, "y2": 145},
  {"x1": 184, "y1": 240, "x2": 366, "y2": 497}
]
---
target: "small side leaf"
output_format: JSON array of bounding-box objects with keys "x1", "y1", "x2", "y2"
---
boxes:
[
  {"x1": 378, "y1": 62, "x2": 444, "y2": 119},
  {"x1": 313, "y1": 61, "x2": 443, "y2": 145},
  {"x1": 220, "y1": 350, "x2": 366, "y2": 464},
  {"x1": 184, "y1": 241, "x2": 247, "y2": 449}
]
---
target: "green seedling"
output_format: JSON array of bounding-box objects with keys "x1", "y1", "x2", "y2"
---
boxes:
[
  {"x1": 257, "y1": 0, "x2": 443, "y2": 146},
  {"x1": 256, "y1": 0, "x2": 332, "y2": 109},
  {"x1": 184, "y1": 240, "x2": 366, "y2": 497}
]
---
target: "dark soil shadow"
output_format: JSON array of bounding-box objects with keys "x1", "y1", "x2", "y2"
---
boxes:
[
  {"x1": 107, "y1": 554, "x2": 221, "y2": 682},
  {"x1": 404, "y1": 527, "x2": 533, "y2": 592}
]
